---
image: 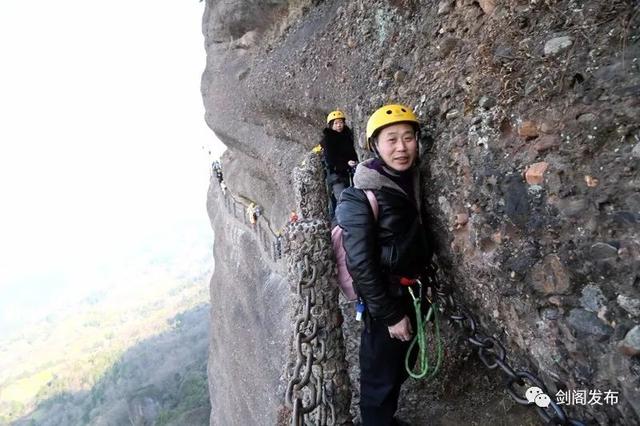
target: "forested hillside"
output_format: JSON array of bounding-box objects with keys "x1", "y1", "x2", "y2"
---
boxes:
[{"x1": 1, "y1": 253, "x2": 212, "y2": 425}]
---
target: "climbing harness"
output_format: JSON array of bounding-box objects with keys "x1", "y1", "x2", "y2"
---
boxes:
[{"x1": 402, "y1": 278, "x2": 444, "y2": 380}]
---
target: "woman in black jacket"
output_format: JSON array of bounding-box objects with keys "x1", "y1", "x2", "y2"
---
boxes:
[
  {"x1": 321, "y1": 110, "x2": 358, "y2": 217},
  {"x1": 335, "y1": 104, "x2": 431, "y2": 425}
]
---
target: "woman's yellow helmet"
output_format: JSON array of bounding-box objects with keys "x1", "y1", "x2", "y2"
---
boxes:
[
  {"x1": 326, "y1": 110, "x2": 346, "y2": 124},
  {"x1": 365, "y1": 104, "x2": 419, "y2": 151}
]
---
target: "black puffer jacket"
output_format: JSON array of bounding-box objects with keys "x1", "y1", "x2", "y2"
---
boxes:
[
  {"x1": 335, "y1": 159, "x2": 432, "y2": 326},
  {"x1": 321, "y1": 126, "x2": 357, "y2": 174}
]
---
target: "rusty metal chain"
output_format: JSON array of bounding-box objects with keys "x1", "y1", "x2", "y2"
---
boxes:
[
  {"x1": 285, "y1": 254, "x2": 334, "y2": 425},
  {"x1": 423, "y1": 263, "x2": 585, "y2": 426}
]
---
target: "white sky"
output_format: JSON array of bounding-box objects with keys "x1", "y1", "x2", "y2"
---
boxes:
[{"x1": 0, "y1": 0, "x2": 225, "y2": 330}]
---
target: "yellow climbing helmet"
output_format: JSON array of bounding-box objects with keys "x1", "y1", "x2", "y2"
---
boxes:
[
  {"x1": 326, "y1": 110, "x2": 346, "y2": 124},
  {"x1": 365, "y1": 104, "x2": 419, "y2": 151}
]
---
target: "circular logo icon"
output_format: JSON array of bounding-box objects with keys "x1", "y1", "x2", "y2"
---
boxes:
[
  {"x1": 534, "y1": 393, "x2": 551, "y2": 408},
  {"x1": 525, "y1": 386, "x2": 544, "y2": 403}
]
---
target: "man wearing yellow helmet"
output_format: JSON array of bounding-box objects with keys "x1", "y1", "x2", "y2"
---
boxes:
[
  {"x1": 335, "y1": 104, "x2": 431, "y2": 425},
  {"x1": 321, "y1": 110, "x2": 358, "y2": 218}
]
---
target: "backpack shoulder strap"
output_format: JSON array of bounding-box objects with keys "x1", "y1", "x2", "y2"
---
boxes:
[{"x1": 363, "y1": 190, "x2": 379, "y2": 221}]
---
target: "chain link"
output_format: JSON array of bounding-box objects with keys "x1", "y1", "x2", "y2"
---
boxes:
[
  {"x1": 285, "y1": 254, "x2": 335, "y2": 425},
  {"x1": 425, "y1": 263, "x2": 586, "y2": 426}
]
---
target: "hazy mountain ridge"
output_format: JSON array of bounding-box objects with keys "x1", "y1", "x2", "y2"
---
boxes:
[{"x1": 0, "y1": 247, "x2": 212, "y2": 425}]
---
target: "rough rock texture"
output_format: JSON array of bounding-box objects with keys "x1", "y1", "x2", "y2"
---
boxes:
[{"x1": 203, "y1": 0, "x2": 640, "y2": 424}]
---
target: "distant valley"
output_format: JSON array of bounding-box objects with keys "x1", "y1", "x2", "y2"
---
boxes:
[{"x1": 0, "y1": 236, "x2": 212, "y2": 426}]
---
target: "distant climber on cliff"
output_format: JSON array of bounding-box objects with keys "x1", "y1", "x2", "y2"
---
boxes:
[
  {"x1": 250, "y1": 203, "x2": 262, "y2": 224},
  {"x1": 335, "y1": 104, "x2": 433, "y2": 425},
  {"x1": 321, "y1": 110, "x2": 358, "y2": 218},
  {"x1": 212, "y1": 160, "x2": 223, "y2": 184}
]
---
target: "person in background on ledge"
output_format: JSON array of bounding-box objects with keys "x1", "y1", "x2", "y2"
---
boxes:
[{"x1": 321, "y1": 110, "x2": 358, "y2": 219}]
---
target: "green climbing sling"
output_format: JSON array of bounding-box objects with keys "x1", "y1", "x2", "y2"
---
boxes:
[{"x1": 405, "y1": 280, "x2": 444, "y2": 380}]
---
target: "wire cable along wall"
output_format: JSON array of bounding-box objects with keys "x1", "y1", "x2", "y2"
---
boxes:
[{"x1": 215, "y1": 175, "x2": 285, "y2": 263}]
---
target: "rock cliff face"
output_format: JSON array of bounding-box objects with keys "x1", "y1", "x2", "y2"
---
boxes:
[
  {"x1": 203, "y1": 0, "x2": 640, "y2": 424},
  {"x1": 206, "y1": 181, "x2": 290, "y2": 425}
]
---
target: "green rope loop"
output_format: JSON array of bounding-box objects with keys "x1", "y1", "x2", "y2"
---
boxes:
[{"x1": 405, "y1": 286, "x2": 444, "y2": 380}]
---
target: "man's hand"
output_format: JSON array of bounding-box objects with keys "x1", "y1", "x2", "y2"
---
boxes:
[
  {"x1": 347, "y1": 160, "x2": 357, "y2": 167},
  {"x1": 388, "y1": 316, "x2": 413, "y2": 341}
]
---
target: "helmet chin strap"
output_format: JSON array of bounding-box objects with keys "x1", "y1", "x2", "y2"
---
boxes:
[{"x1": 371, "y1": 141, "x2": 381, "y2": 159}]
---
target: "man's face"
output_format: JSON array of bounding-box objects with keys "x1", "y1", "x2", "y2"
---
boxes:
[
  {"x1": 331, "y1": 118, "x2": 345, "y2": 132},
  {"x1": 376, "y1": 123, "x2": 417, "y2": 172}
]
